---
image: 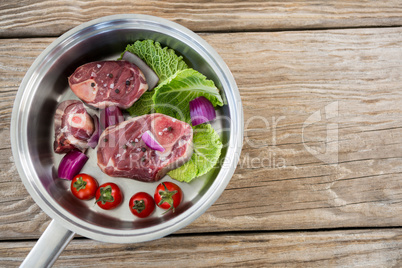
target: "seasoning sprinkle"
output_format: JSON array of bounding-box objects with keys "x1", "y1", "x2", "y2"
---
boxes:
[
  {"x1": 123, "y1": 145, "x2": 128, "y2": 149},
  {"x1": 126, "y1": 80, "x2": 130, "y2": 86},
  {"x1": 167, "y1": 126, "x2": 173, "y2": 132},
  {"x1": 91, "y1": 82, "x2": 95, "y2": 87},
  {"x1": 141, "y1": 147, "x2": 146, "y2": 152},
  {"x1": 108, "y1": 73, "x2": 113, "y2": 78},
  {"x1": 115, "y1": 89, "x2": 120, "y2": 94},
  {"x1": 104, "y1": 138, "x2": 108, "y2": 142}
]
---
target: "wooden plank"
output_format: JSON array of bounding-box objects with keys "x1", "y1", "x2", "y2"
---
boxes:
[
  {"x1": 0, "y1": 39, "x2": 53, "y2": 239},
  {"x1": 1, "y1": 229, "x2": 401, "y2": 267},
  {"x1": 1, "y1": 27, "x2": 402, "y2": 239},
  {"x1": 1, "y1": 1, "x2": 402, "y2": 37},
  {"x1": 187, "y1": 27, "x2": 402, "y2": 232}
]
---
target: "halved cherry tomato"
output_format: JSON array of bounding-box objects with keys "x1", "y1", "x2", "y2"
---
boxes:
[
  {"x1": 70, "y1": 173, "x2": 98, "y2": 200},
  {"x1": 154, "y1": 182, "x2": 183, "y2": 213},
  {"x1": 95, "y1": 182, "x2": 123, "y2": 210},
  {"x1": 129, "y1": 192, "x2": 155, "y2": 218}
]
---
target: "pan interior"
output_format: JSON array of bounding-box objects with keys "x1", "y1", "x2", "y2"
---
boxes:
[{"x1": 21, "y1": 20, "x2": 233, "y2": 232}]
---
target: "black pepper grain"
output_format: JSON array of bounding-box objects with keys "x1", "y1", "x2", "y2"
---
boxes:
[
  {"x1": 104, "y1": 138, "x2": 108, "y2": 142},
  {"x1": 141, "y1": 147, "x2": 146, "y2": 152},
  {"x1": 115, "y1": 89, "x2": 120, "y2": 94},
  {"x1": 91, "y1": 82, "x2": 95, "y2": 87},
  {"x1": 126, "y1": 80, "x2": 130, "y2": 86},
  {"x1": 108, "y1": 73, "x2": 113, "y2": 78}
]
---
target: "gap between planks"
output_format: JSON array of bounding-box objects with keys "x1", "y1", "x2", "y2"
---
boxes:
[{"x1": 1, "y1": 24, "x2": 402, "y2": 40}]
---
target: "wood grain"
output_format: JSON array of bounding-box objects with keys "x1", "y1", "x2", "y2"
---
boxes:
[
  {"x1": 1, "y1": 229, "x2": 401, "y2": 267},
  {"x1": 191, "y1": 28, "x2": 402, "y2": 232},
  {"x1": 1, "y1": 1, "x2": 402, "y2": 37},
  {"x1": 1, "y1": 27, "x2": 402, "y2": 239}
]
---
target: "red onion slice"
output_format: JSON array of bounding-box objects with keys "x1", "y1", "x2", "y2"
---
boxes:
[
  {"x1": 100, "y1": 105, "x2": 124, "y2": 130},
  {"x1": 58, "y1": 150, "x2": 89, "y2": 180},
  {"x1": 122, "y1": 51, "x2": 159, "y2": 90},
  {"x1": 189, "y1": 96, "x2": 216, "y2": 126},
  {"x1": 142, "y1": 130, "x2": 165, "y2": 152},
  {"x1": 87, "y1": 114, "x2": 100, "y2": 149}
]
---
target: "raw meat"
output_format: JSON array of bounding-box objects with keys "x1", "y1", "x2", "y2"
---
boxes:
[
  {"x1": 54, "y1": 100, "x2": 95, "y2": 153},
  {"x1": 68, "y1": 61, "x2": 148, "y2": 109},
  {"x1": 97, "y1": 113, "x2": 193, "y2": 182}
]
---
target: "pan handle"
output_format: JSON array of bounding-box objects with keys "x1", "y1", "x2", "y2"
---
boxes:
[{"x1": 20, "y1": 220, "x2": 75, "y2": 268}]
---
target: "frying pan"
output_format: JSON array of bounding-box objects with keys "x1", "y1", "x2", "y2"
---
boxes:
[{"x1": 11, "y1": 14, "x2": 243, "y2": 267}]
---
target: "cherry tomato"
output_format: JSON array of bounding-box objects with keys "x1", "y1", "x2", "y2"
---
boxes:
[
  {"x1": 95, "y1": 182, "x2": 123, "y2": 210},
  {"x1": 154, "y1": 182, "x2": 183, "y2": 213},
  {"x1": 129, "y1": 192, "x2": 155, "y2": 218},
  {"x1": 70, "y1": 173, "x2": 98, "y2": 200}
]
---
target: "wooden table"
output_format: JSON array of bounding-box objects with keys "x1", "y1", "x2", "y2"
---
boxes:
[{"x1": 1, "y1": 1, "x2": 402, "y2": 267}]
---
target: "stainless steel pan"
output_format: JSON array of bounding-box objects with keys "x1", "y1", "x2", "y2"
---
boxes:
[{"x1": 11, "y1": 14, "x2": 243, "y2": 267}]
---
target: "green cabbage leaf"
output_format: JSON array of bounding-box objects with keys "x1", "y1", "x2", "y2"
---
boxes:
[
  {"x1": 153, "y1": 69, "x2": 223, "y2": 123},
  {"x1": 168, "y1": 124, "x2": 222, "y2": 183}
]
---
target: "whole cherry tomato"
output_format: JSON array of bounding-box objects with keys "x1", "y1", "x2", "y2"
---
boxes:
[
  {"x1": 70, "y1": 173, "x2": 98, "y2": 200},
  {"x1": 129, "y1": 192, "x2": 155, "y2": 218},
  {"x1": 154, "y1": 182, "x2": 183, "y2": 213},
  {"x1": 95, "y1": 182, "x2": 123, "y2": 210}
]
